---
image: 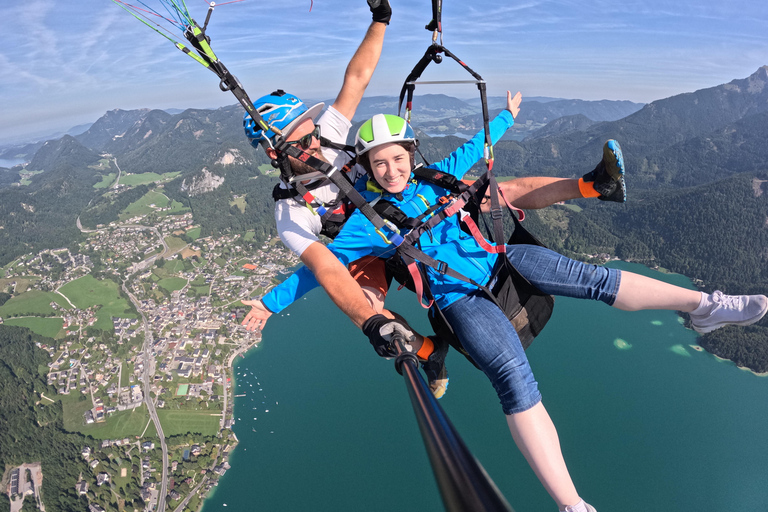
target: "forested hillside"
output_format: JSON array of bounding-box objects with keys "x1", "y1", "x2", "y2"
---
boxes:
[
  {"x1": 0, "y1": 326, "x2": 91, "y2": 511},
  {"x1": 489, "y1": 66, "x2": 768, "y2": 188},
  {"x1": 0, "y1": 136, "x2": 107, "y2": 265}
]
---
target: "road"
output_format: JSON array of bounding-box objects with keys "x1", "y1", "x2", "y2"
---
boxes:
[
  {"x1": 111, "y1": 157, "x2": 122, "y2": 189},
  {"x1": 172, "y1": 475, "x2": 209, "y2": 512},
  {"x1": 124, "y1": 282, "x2": 169, "y2": 512}
]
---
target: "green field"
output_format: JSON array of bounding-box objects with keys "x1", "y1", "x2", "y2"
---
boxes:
[
  {"x1": 156, "y1": 409, "x2": 221, "y2": 436},
  {"x1": 163, "y1": 259, "x2": 186, "y2": 274},
  {"x1": 189, "y1": 285, "x2": 211, "y2": 297},
  {"x1": 93, "y1": 172, "x2": 117, "y2": 189},
  {"x1": 166, "y1": 199, "x2": 188, "y2": 214},
  {"x1": 0, "y1": 277, "x2": 41, "y2": 295},
  {"x1": 3, "y1": 317, "x2": 64, "y2": 338},
  {"x1": 0, "y1": 289, "x2": 71, "y2": 316},
  {"x1": 158, "y1": 277, "x2": 187, "y2": 294},
  {"x1": 230, "y1": 196, "x2": 247, "y2": 214},
  {"x1": 186, "y1": 227, "x2": 202, "y2": 240},
  {"x1": 120, "y1": 171, "x2": 181, "y2": 186},
  {"x1": 164, "y1": 235, "x2": 187, "y2": 254},
  {"x1": 65, "y1": 402, "x2": 154, "y2": 439},
  {"x1": 258, "y1": 163, "x2": 278, "y2": 176},
  {"x1": 58, "y1": 275, "x2": 135, "y2": 330},
  {"x1": 121, "y1": 190, "x2": 170, "y2": 217},
  {"x1": 18, "y1": 170, "x2": 43, "y2": 186}
]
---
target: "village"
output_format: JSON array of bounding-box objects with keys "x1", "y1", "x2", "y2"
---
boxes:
[{"x1": 0, "y1": 201, "x2": 301, "y2": 512}]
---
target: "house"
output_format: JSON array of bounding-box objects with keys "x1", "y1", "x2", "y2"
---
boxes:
[
  {"x1": 77, "y1": 480, "x2": 89, "y2": 495},
  {"x1": 96, "y1": 472, "x2": 110, "y2": 486}
]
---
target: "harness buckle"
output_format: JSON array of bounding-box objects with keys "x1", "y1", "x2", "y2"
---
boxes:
[
  {"x1": 490, "y1": 207, "x2": 504, "y2": 221},
  {"x1": 436, "y1": 261, "x2": 448, "y2": 275}
]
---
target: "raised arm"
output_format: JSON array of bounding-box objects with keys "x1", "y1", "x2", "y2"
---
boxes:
[
  {"x1": 330, "y1": 0, "x2": 390, "y2": 121},
  {"x1": 432, "y1": 90, "x2": 521, "y2": 179}
]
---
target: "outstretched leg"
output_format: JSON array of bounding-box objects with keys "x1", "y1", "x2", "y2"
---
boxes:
[
  {"x1": 507, "y1": 402, "x2": 584, "y2": 509},
  {"x1": 611, "y1": 271, "x2": 700, "y2": 311},
  {"x1": 488, "y1": 139, "x2": 626, "y2": 210},
  {"x1": 443, "y1": 293, "x2": 592, "y2": 509},
  {"x1": 506, "y1": 244, "x2": 768, "y2": 332}
]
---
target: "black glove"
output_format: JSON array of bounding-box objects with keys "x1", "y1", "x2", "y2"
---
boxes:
[
  {"x1": 362, "y1": 314, "x2": 415, "y2": 358},
  {"x1": 368, "y1": 0, "x2": 391, "y2": 25}
]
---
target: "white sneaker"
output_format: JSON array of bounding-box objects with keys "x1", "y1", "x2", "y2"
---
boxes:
[
  {"x1": 689, "y1": 291, "x2": 768, "y2": 334},
  {"x1": 562, "y1": 500, "x2": 597, "y2": 512}
]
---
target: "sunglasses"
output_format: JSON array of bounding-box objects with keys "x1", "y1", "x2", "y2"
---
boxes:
[{"x1": 285, "y1": 124, "x2": 321, "y2": 150}]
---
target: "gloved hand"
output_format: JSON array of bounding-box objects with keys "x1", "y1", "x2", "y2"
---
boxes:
[
  {"x1": 367, "y1": 0, "x2": 391, "y2": 25},
  {"x1": 362, "y1": 314, "x2": 416, "y2": 358}
]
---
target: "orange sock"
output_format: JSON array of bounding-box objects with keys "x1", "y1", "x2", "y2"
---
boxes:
[
  {"x1": 416, "y1": 336, "x2": 434, "y2": 360},
  {"x1": 578, "y1": 177, "x2": 601, "y2": 198}
]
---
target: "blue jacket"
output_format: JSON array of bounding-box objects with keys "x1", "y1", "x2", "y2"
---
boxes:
[{"x1": 262, "y1": 110, "x2": 514, "y2": 313}]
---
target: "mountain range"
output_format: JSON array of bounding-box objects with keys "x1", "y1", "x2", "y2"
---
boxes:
[{"x1": 1, "y1": 65, "x2": 767, "y2": 367}]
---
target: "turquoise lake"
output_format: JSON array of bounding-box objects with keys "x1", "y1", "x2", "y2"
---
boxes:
[{"x1": 202, "y1": 261, "x2": 768, "y2": 511}]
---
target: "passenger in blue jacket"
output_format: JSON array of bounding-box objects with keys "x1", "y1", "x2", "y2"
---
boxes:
[{"x1": 256, "y1": 91, "x2": 768, "y2": 512}]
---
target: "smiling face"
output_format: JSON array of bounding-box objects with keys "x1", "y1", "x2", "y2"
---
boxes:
[{"x1": 367, "y1": 142, "x2": 413, "y2": 193}]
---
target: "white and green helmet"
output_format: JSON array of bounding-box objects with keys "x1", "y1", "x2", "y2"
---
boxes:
[{"x1": 355, "y1": 114, "x2": 416, "y2": 156}]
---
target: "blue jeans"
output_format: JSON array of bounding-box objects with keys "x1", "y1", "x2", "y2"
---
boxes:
[{"x1": 442, "y1": 245, "x2": 621, "y2": 415}]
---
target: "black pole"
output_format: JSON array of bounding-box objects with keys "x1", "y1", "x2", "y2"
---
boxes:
[{"x1": 393, "y1": 338, "x2": 515, "y2": 512}]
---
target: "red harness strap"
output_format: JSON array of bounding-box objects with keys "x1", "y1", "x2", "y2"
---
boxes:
[{"x1": 458, "y1": 210, "x2": 506, "y2": 254}]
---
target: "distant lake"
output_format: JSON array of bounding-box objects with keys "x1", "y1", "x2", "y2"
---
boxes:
[
  {"x1": 0, "y1": 158, "x2": 26, "y2": 168},
  {"x1": 202, "y1": 261, "x2": 768, "y2": 512},
  {"x1": 425, "y1": 132, "x2": 473, "y2": 139}
]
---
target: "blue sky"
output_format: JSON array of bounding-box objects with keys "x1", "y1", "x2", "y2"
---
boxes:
[{"x1": 1, "y1": 0, "x2": 767, "y2": 145}]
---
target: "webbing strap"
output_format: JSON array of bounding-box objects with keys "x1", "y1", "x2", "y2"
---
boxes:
[
  {"x1": 407, "y1": 260, "x2": 433, "y2": 309},
  {"x1": 402, "y1": 171, "x2": 490, "y2": 246},
  {"x1": 397, "y1": 44, "x2": 492, "y2": 166},
  {"x1": 458, "y1": 211, "x2": 506, "y2": 254},
  {"x1": 180, "y1": 20, "x2": 273, "y2": 137},
  {"x1": 399, "y1": 244, "x2": 486, "y2": 289},
  {"x1": 273, "y1": 140, "x2": 404, "y2": 246},
  {"x1": 496, "y1": 183, "x2": 525, "y2": 221},
  {"x1": 399, "y1": 243, "x2": 498, "y2": 311},
  {"x1": 426, "y1": 0, "x2": 442, "y2": 34}
]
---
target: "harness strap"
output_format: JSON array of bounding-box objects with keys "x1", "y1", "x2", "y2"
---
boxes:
[
  {"x1": 398, "y1": 46, "x2": 442, "y2": 123},
  {"x1": 397, "y1": 243, "x2": 490, "y2": 308},
  {"x1": 317, "y1": 136, "x2": 356, "y2": 155},
  {"x1": 274, "y1": 140, "x2": 404, "y2": 246},
  {"x1": 406, "y1": 260, "x2": 432, "y2": 309},
  {"x1": 458, "y1": 211, "x2": 507, "y2": 254},
  {"x1": 402, "y1": 171, "x2": 491, "y2": 246},
  {"x1": 179, "y1": 17, "x2": 273, "y2": 137},
  {"x1": 426, "y1": 0, "x2": 442, "y2": 33},
  {"x1": 412, "y1": 166, "x2": 467, "y2": 194},
  {"x1": 272, "y1": 176, "x2": 331, "y2": 200}
]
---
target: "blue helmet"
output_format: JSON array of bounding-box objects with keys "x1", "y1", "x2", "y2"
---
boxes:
[{"x1": 243, "y1": 90, "x2": 324, "y2": 149}]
